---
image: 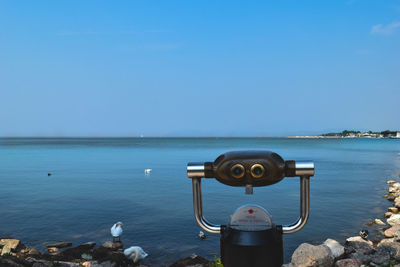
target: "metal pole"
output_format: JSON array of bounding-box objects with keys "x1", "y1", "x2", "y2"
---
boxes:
[
  {"x1": 192, "y1": 178, "x2": 221, "y2": 234},
  {"x1": 282, "y1": 176, "x2": 310, "y2": 234}
]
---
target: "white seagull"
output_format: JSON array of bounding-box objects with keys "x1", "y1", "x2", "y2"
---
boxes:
[
  {"x1": 111, "y1": 221, "x2": 123, "y2": 242},
  {"x1": 124, "y1": 246, "x2": 148, "y2": 263}
]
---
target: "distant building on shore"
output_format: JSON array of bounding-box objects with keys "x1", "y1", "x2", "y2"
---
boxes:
[
  {"x1": 359, "y1": 131, "x2": 400, "y2": 139},
  {"x1": 312, "y1": 130, "x2": 400, "y2": 139}
]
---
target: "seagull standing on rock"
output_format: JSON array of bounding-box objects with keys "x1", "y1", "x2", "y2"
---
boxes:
[{"x1": 111, "y1": 222, "x2": 123, "y2": 242}]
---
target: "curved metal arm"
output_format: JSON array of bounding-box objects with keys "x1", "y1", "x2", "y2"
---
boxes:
[
  {"x1": 192, "y1": 178, "x2": 221, "y2": 234},
  {"x1": 188, "y1": 160, "x2": 313, "y2": 234},
  {"x1": 282, "y1": 176, "x2": 310, "y2": 234}
]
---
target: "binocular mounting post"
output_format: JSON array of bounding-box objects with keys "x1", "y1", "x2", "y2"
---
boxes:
[{"x1": 187, "y1": 151, "x2": 315, "y2": 267}]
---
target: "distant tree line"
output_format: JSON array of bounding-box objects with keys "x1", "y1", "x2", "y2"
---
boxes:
[{"x1": 321, "y1": 130, "x2": 399, "y2": 137}]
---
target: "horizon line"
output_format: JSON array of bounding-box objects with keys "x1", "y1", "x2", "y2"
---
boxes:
[{"x1": 0, "y1": 135, "x2": 294, "y2": 138}]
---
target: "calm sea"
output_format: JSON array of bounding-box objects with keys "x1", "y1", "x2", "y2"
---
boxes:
[{"x1": 1, "y1": 138, "x2": 400, "y2": 265}]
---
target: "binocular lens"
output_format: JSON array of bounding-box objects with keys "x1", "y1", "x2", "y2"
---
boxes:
[
  {"x1": 251, "y1": 164, "x2": 265, "y2": 178},
  {"x1": 231, "y1": 164, "x2": 245, "y2": 179}
]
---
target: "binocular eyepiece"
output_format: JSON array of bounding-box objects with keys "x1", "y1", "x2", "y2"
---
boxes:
[
  {"x1": 188, "y1": 151, "x2": 314, "y2": 187},
  {"x1": 231, "y1": 163, "x2": 265, "y2": 179}
]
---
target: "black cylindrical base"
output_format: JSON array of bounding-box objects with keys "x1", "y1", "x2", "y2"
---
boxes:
[{"x1": 220, "y1": 225, "x2": 283, "y2": 267}]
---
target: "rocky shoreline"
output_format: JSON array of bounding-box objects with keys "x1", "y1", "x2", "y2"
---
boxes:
[
  {"x1": 0, "y1": 238, "x2": 215, "y2": 267},
  {"x1": 1, "y1": 165, "x2": 400, "y2": 266},
  {"x1": 285, "y1": 175, "x2": 400, "y2": 266}
]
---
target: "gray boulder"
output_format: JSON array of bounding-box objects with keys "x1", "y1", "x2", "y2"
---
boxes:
[
  {"x1": 323, "y1": 238, "x2": 345, "y2": 259},
  {"x1": 27, "y1": 258, "x2": 80, "y2": 267},
  {"x1": 394, "y1": 199, "x2": 400, "y2": 209},
  {"x1": 47, "y1": 247, "x2": 59, "y2": 254},
  {"x1": 27, "y1": 247, "x2": 40, "y2": 256},
  {"x1": 84, "y1": 261, "x2": 116, "y2": 267},
  {"x1": 46, "y1": 242, "x2": 72, "y2": 248},
  {"x1": 384, "y1": 225, "x2": 400, "y2": 238},
  {"x1": 378, "y1": 238, "x2": 400, "y2": 260},
  {"x1": 388, "y1": 214, "x2": 400, "y2": 226},
  {"x1": 0, "y1": 239, "x2": 20, "y2": 256},
  {"x1": 334, "y1": 258, "x2": 361, "y2": 267},
  {"x1": 389, "y1": 187, "x2": 397, "y2": 193},
  {"x1": 345, "y1": 236, "x2": 374, "y2": 254},
  {"x1": 170, "y1": 254, "x2": 209, "y2": 267},
  {"x1": 389, "y1": 207, "x2": 399, "y2": 213},
  {"x1": 101, "y1": 241, "x2": 122, "y2": 250},
  {"x1": 349, "y1": 252, "x2": 372, "y2": 265},
  {"x1": 392, "y1": 183, "x2": 400, "y2": 189},
  {"x1": 290, "y1": 243, "x2": 334, "y2": 267},
  {"x1": 370, "y1": 245, "x2": 392, "y2": 266},
  {"x1": 385, "y1": 212, "x2": 393, "y2": 218}
]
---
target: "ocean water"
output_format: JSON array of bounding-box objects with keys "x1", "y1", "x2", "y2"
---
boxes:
[{"x1": 1, "y1": 138, "x2": 400, "y2": 265}]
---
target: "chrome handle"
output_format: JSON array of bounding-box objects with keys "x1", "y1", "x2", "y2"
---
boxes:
[
  {"x1": 282, "y1": 176, "x2": 310, "y2": 234},
  {"x1": 192, "y1": 178, "x2": 221, "y2": 234}
]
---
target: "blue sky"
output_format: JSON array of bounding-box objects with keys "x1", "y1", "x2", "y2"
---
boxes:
[{"x1": 0, "y1": 1, "x2": 399, "y2": 136}]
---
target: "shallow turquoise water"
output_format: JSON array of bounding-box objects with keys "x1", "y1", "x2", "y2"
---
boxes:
[{"x1": 0, "y1": 138, "x2": 400, "y2": 265}]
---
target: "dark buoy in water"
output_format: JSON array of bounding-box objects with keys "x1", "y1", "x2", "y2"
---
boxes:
[
  {"x1": 48, "y1": 173, "x2": 52, "y2": 176},
  {"x1": 360, "y1": 229, "x2": 368, "y2": 240}
]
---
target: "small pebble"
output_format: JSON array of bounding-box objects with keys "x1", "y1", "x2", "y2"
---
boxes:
[
  {"x1": 387, "y1": 180, "x2": 396, "y2": 184},
  {"x1": 374, "y1": 219, "x2": 386, "y2": 225},
  {"x1": 389, "y1": 207, "x2": 398, "y2": 213},
  {"x1": 81, "y1": 253, "x2": 92, "y2": 260},
  {"x1": 385, "y1": 212, "x2": 393, "y2": 218},
  {"x1": 47, "y1": 247, "x2": 59, "y2": 254},
  {"x1": 384, "y1": 225, "x2": 400, "y2": 238}
]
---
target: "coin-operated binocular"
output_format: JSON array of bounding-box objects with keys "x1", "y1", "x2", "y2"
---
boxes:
[{"x1": 187, "y1": 151, "x2": 314, "y2": 267}]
